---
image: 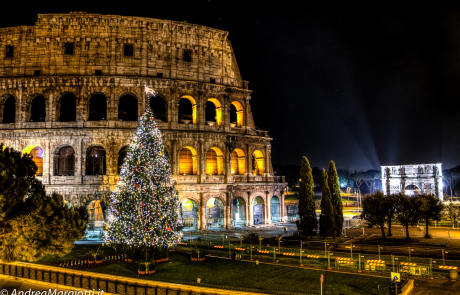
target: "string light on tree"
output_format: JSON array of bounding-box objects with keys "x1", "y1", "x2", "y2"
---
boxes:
[{"x1": 106, "y1": 86, "x2": 182, "y2": 247}]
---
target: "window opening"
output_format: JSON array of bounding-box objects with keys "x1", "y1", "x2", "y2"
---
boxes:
[
  {"x1": 124, "y1": 44, "x2": 134, "y2": 56},
  {"x1": 64, "y1": 42, "x2": 74, "y2": 55}
]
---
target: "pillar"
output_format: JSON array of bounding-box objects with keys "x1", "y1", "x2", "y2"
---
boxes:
[
  {"x1": 247, "y1": 192, "x2": 252, "y2": 226},
  {"x1": 280, "y1": 191, "x2": 287, "y2": 222},
  {"x1": 244, "y1": 96, "x2": 250, "y2": 129},
  {"x1": 247, "y1": 144, "x2": 252, "y2": 177},
  {"x1": 265, "y1": 191, "x2": 271, "y2": 224},
  {"x1": 76, "y1": 138, "x2": 82, "y2": 184},
  {"x1": 200, "y1": 193, "x2": 206, "y2": 230},
  {"x1": 264, "y1": 146, "x2": 270, "y2": 177},
  {"x1": 43, "y1": 141, "x2": 50, "y2": 184},
  {"x1": 171, "y1": 140, "x2": 177, "y2": 175}
]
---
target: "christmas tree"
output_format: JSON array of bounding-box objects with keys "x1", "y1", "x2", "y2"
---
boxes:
[{"x1": 106, "y1": 87, "x2": 181, "y2": 249}]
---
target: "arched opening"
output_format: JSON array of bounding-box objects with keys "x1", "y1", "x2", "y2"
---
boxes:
[
  {"x1": 232, "y1": 197, "x2": 246, "y2": 227},
  {"x1": 86, "y1": 200, "x2": 106, "y2": 240},
  {"x1": 230, "y1": 101, "x2": 244, "y2": 127},
  {"x1": 231, "y1": 149, "x2": 245, "y2": 175},
  {"x1": 118, "y1": 95, "x2": 138, "y2": 121},
  {"x1": 86, "y1": 146, "x2": 106, "y2": 175},
  {"x1": 206, "y1": 98, "x2": 222, "y2": 126},
  {"x1": 270, "y1": 196, "x2": 280, "y2": 222},
  {"x1": 59, "y1": 93, "x2": 77, "y2": 122},
  {"x1": 178, "y1": 96, "x2": 196, "y2": 124},
  {"x1": 88, "y1": 94, "x2": 107, "y2": 121},
  {"x1": 54, "y1": 146, "x2": 75, "y2": 176},
  {"x1": 206, "y1": 147, "x2": 224, "y2": 175},
  {"x1": 2, "y1": 96, "x2": 15, "y2": 123},
  {"x1": 118, "y1": 146, "x2": 128, "y2": 174},
  {"x1": 179, "y1": 146, "x2": 197, "y2": 175},
  {"x1": 180, "y1": 199, "x2": 198, "y2": 231},
  {"x1": 30, "y1": 95, "x2": 46, "y2": 122},
  {"x1": 405, "y1": 184, "x2": 420, "y2": 196},
  {"x1": 23, "y1": 145, "x2": 43, "y2": 176},
  {"x1": 206, "y1": 197, "x2": 224, "y2": 230},
  {"x1": 253, "y1": 196, "x2": 265, "y2": 225},
  {"x1": 149, "y1": 95, "x2": 167, "y2": 122},
  {"x1": 252, "y1": 150, "x2": 264, "y2": 176}
]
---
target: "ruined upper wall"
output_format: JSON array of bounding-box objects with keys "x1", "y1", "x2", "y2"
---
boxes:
[{"x1": 0, "y1": 12, "x2": 246, "y2": 88}]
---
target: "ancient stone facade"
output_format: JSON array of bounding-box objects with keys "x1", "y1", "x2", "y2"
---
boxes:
[
  {"x1": 0, "y1": 12, "x2": 287, "y2": 230},
  {"x1": 381, "y1": 163, "x2": 443, "y2": 199}
]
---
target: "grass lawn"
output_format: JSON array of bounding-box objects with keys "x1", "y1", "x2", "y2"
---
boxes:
[
  {"x1": 88, "y1": 253, "x2": 390, "y2": 295},
  {"x1": 35, "y1": 244, "x2": 119, "y2": 264},
  {"x1": 361, "y1": 235, "x2": 448, "y2": 247}
]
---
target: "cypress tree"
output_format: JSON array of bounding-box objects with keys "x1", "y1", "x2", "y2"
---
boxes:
[
  {"x1": 328, "y1": 160, "x2": 343, "y2": 237},
  {"x1": 320, "y1": 169, "x2": 333, "y2": 237},
  {"x1": 296, "y1": 156, "x2": 317, "y2": 237}
]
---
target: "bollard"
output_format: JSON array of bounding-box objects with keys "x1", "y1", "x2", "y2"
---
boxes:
[
  {"x1": 197, "y1": 278, "x2": 201, "y2": 283},
  {"x1": 256, "y1": 260, "x2": 259, "y2": 265}
]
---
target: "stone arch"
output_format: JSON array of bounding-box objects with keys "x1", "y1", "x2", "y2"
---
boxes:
[
  {"x1": 86, "y1": 200, "x2": 106, "y2": 239},
  {"x1": 405, "y1": 184, "x2": 420, "y2": 196},
  {"x1": 53, "y1": 145, "x2": 75, "y2": 176},
  {"x1": 57, "y1": 92, "x2": 77, "y2": 122},
  {"x1": 29, "y1": 95, "x2": 46, "y2": 122},
  {"x1": 270, "y1": 195, "x2": 280, "y2": 222},
  {"x1": 179, "y1": 146, "x2": 198, "y2": 175},
  {"x1": 149, "y1": 94, "x2": 168, "y2": 122},
  {"x1": 206, "y1": 147, "x2": 224, "y2": 175},
  {"x1": 180, "y1": 198, "x2": 199, "y2": 231},
  {"x1": 118, "y1": 145, "x2": 129, "y2": 174},
  {"x1": 252, "y1": 195, "x2": 265, "y2": 225},
  {"x1": 178, "y1": 95, "x2": 197, "y2": 124},
  {"x1": 206, "y1": 196, "x2": 225, "y2": 230},
  {"x1": 88, "y1": 93, "x2": 107, "y2": 121},
  {"x1": 252, "y1": 150, "x2": 265, "y2": 175},
  {"x1": 230, "y1": 101, "x2": 244, "y2": 127},
  {"x1": 1, "y1": 95, "x2": 16, "y2": 123},
  {"x1": 86, "y1": 145, "x2": 106, "y2": 175},
  {"x1": 231, "y1": 148, "x2": 245, "y2": 175},
  {"x1": 206, "y1": 98, "x2": 222, "y2": 126},
  {"x1": 118, "y1": 94, "x2": 138, "y2": 121},
  {"x1": 232, "y1": 196, "x2": 246, "y2": 226},
  {"x1": 23, "y1": 144, "x2": 44, "y2": 176}
]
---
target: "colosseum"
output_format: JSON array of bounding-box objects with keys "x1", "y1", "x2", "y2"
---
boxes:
[{"x1": 0, "y1": 12, "x2": 287, "y2": 236}]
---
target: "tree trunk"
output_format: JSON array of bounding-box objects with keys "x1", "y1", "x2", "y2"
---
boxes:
[
  {"x1": 387, "y1": 218, "x2": 392, "y2": 236},
  {"x1": 380, "y1": 224, "x2": 386, "y2": 239},
  {"x1": 405, "y1": 224, "x2": 410, "y2": 239},
  {"x1": 425, "y1": 217, "x2": 429, "y2": 238}
]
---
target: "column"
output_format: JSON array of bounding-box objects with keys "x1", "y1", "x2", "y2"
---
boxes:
[
  {"x1": 171, "y1": 140, "x2": 177, "y2": 175},
  {"x1": 247, "y1": 192, "x2": 252, "y2": 226},
  {"x1": 110, "y1": 86, "x2": 116, "y2": 121},
  {"x1": 139, "y1": 87, "x2": 146, "y2": 118},
  {"x1": 227, "y1": 192, "x2": 232, "y2": 228},
  {"x1": 43, "y1": 141, "x2": 50, "y2": 184},
  {"x1": 244, "y1": 96, "x2": 250, "y2": 129},
  {"x1": 76, "y1": 138, "x2": 82, "y2": 184},
  {"x1": 16, "y1": 86, "x2": 23, "y2": 128},
  {"x1": 246, "y1": 144, "x2": 252, "y2": 177},
  {"x1": 265, "y1": 191, "x2": 271, "y2": 224},
  {"x1": 198, "y1": 92, "x2": 205, "y2": 125},
  {"x1": 264, "y1": 145, "x2": 270, "y2": 177},
  {"x1": 48, "y1": 92, "x2": 54, "y2": 123},
  {"x1": 280, "y1": 191, "x2": 287, "y2": 222},
  {"x1": 200, "y1": 193, "x2": 206, "y2": 230}
]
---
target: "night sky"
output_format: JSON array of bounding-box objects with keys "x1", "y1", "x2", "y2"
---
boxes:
[{"x1": 4, "y1": 2, "x2": 460, "y2": 171}]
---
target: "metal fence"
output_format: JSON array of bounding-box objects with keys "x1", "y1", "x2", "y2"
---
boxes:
[{"x1": 176, "y1": 239, "x2": 459, "y2": 280}]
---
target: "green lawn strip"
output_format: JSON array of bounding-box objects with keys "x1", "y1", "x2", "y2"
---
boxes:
[{"x1": 88, "y1": 253, "x2": 390, "y2": 295}]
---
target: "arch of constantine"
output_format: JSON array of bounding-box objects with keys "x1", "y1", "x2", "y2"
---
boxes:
[
  {"x1": 381, "y1": 163, "x2": 443, "y2": 199},
  {"x1": 0, "y1": 12, "x2": 287, "y2": 234}
]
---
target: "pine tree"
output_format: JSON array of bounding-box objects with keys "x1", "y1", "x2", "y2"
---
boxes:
[
  {"x1": 0, "y1": 145, "x2": 87, "y2": 262},
  {"x1": 296, "y1": 156, "x2": 317, "y2": 237},
  {"x1": 328, "y1": 160, "x2": 343, "y2": 237},
  {"x1": 320, "y1": 169, "x2": 333, "y2": 238},
  {"x1": 106, "y1": 92, "x2": 181, "y2": 250}
]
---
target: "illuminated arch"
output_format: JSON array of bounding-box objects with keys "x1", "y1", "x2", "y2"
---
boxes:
[
  {"x1": 179, "y1": 146, "x2": 197, "y2": 175},
  {"x1": 231, "y1": 148, "x2": 245, "y2": 175},
  {"x1": 23, "y1": 145, "x2": 44, "y2": 176},
  {"x1": 180, "y1": 199, "x2": 198, "y2": 231},
  {"x1": 206, "y1": 147, "x2": 224, "y2": 175},
  {"x1": 232, "y1": 197, "x2": 246, "y2": 226},
  {"x1": 252, "y1": 150, "x2": 264, "y2": 175},
  {"x1": 86, "y1": 200, "x2": 106, "y2": 237},
  {"x1": 206, "y1": 197, "x2": 224, "y2": 230},
  {"x1": 270, "y1": 196, "x2": 280, "y2": 222},
  {"x1": 230, "y1": 101, "x2": 244, "y2": 127},
  {"x1": 252, "y1": 196, "x2": 265, "y2": 225},
  {"x1": 206, "y1": 98, "x2": 222, "y2": 126},
  {"x1": 178, "y1": 95, "x2": 197, "y2": 124}
]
